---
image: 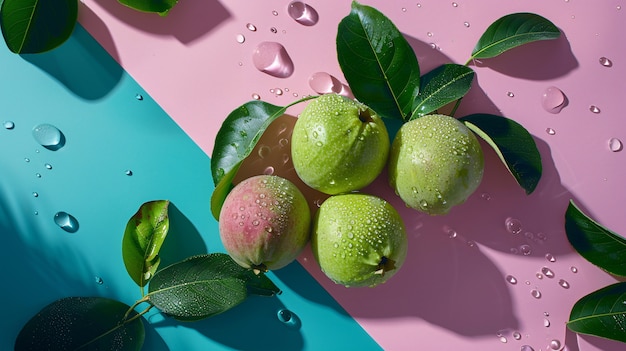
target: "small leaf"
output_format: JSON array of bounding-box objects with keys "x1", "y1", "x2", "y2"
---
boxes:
[
  {"x1": 210, "y1": 98, "x2": 315, "y2": 220},
  {"x1": 122, "y1": 200, "x2": 170, "y2": 288},
  {"x1": 411, "y1": 64, "x2": 475, "y2": 119},
  {"x1": 148, "y1": 253, "x2": 265, "y2": 321},
  {"x1": 0, "y1": 0, "x2": 77, "y2": 54},
  {"x1": 470, "y1": 12, "x2": 560, "y2": 62},
  {"x1": 565, "y1": 200, "x2": 626, "y2": 277},
  {"x1": 15, "y1": 297, "x2": 144, "y2": 351},
  {"x1": 336, "y1": 1, "x2": 420, "y2": 120},
  {"x1": 117, "y1": 0, "x2": 179, "y2": 16},
  {"x1": 567, "y1": 282, "x2": 626, "y2": 343},
  {"x1": 460, "y1": 114, "x2": 542, "y2": 194}
]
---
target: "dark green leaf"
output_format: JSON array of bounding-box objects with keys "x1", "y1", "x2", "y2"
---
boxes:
[
  {"x1": 0, "y1": 0, "x2": 77, "y2": 54},
  {"x1": 460, "y1": 114, "x2": 542, "y2": 194},
  {"x1": 565, "y1": 200, "x2": 626, "y2": 276},
  {"x1": 15, "y1": 297, "x2": 144, "y2": 351},
  {"x1": 239, "y1": 269, "x2": 282, "y2": 297},
  {"x1": 411, "y1": 64, "x2": 475, "y2": 119},
  {"x1": 336, "y1": 1, "x2": 420, "y2": 120},
  {"x1": 210, "y1": 98, "x2": 316, "y2": 220},
  {"x1": 567, "y1": 282, "x2": 626, "y2": 343},
  {"x1": 118, "y1": 0, "x2": 179, "y2": 16},
  {"x1": 470, "y1": 13, "x2": 560, "y2": 62},
  {"x1": 122, "y1": 200, "x2": 170, "y2": 288},
  {"x1": 148, "y1": 254, "x2": 254, "y2": 321}
]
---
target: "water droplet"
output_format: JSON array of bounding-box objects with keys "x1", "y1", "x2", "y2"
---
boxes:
[
  {"x1": 521, "y1": 346, "x2": 535, "y2": 351},
  {"x1": 452, "y1": 2, "x2": 458, "y2": 7},
  {"x1": 252, "y1": 93, "x2": 261, "y2": 100},
  {"x1": 45, "y1": 163, "x2": 53, "y2": 170},
  {"x1": 125, "y1": 170, "x2": 133, "y2": 176},
  {"x1": 520, "y1": 244, "x2": 532, "y2": 256},
  {"x1": 589, "y1": 105, "x2": 601, "y2": 114},
  {"x1": 558, "y1": 279, "x2": 570, "y2": 289},
  {"x1": 272, "y1": 10, "x2": 278, "y2": 16},
  {"x1": 54, "y1": 211, "x2": 79, "y2": 233},
  {"x1": 24, "y1": 157, "x2": 30, "y2": 163},
  {"x1": 570, "y1": 266, "x2": 578, "y2": 273},
  {"x1": 32, "y1": 123, "x2": 65, "y2": 151},
  {"x1": 544, "y1": 317, "x2": 551, "y2": 327},
  {"x1": 443, "y1": 225, "x2": 457, "y2": 238},
  {"x1": 499, "y1": 336, "x2": 508, "y2": 343},
  {"x1": 279, "y1": 138, "x2": 288, "y2": 147},
  {"x1": 513, "y1": 331, "x2": 522, "y2": 340},
  {"x1": 4, "y1": 121, "x2": 15, "y2": 129},
  {"x1": 308, "y1": 72, "x2": 344, "y2": 95},
  {"x1": 287, "y1": 1, "x2": 319, "y2": 26},
  {"x1": 270, "y1": 27, "x2": 278, "y2": 34},
  {"x1": 506, "y1": 275, "x2": 518, "y2": 284},
  {"x1": 273, "y1": 88, "x2": 283, "y2": 96},
  {"x1": 246, "y1": 23, "x2": 257, "y2": 31},
  {"x1": 481, "y1": 192, "x2": 491, "y2": 201},
  {"x1": 258, "y1": 145, "x2": 271, "y2": 159},
  {"x1": 541, "y1": 86, "x2": 567, "y2": 114},
  {"x1": 95, "y1": 276, "x2": 104, "y2": 285},
  {"x1": 530, "y1": 288, "x2": 542, "y2": 299},
  {"x1": 35, "y1": 173, "x2": 41, "y2": 178},
  {"x1": 463, "y1": 21, "x2": 470, "y2": 27},
  {"x1": 505, "y1": 217, "x2": 523, "y2": 234},
  {"x1": 252, "y1": 42, "x2": 294, "y2": 78},
  {"x1": 507, "y1": 91, "x2": 515, "y2": 97},
  {"x1": 135, "y1": 93, "x2": 143, "y2": 100},
  {"x1": 427, "y1": 31, "x2": 433, "y2": 37},
  {"x1": 609, "y1": 138, "x2": 623, "y2": 152},
  {"x1": 32, "y1": 192, "x2": 39, "y2": 198},
  {"x1": 618, "y1": 5, "x2": 622, "y2": 10},
  {"x1": 546, "y1": 127, "x2": 556, "y2": 135},
  {"x1": 549, "y1": 339, "x2": 562, "y2": 350},
  {"x1": 264, "y1": 166, "x2": 275, "y2": 175},
  {"x1": 236, "y1": 33, "x2": 245, "y2": 43},
  {"x1": 599, "y1": 56, "x2": 613, "y2": 67},
  {"x1": 277, "y1": 309, "x2": 300, "y2": 328},
  {"x1": 536, "y1": 273, "x2": 543, "y2": 279},
  {"x1": 401, "y1": 7, "x2": 407, "y2": 12},
  {"x1": 545, "y1": 253, "x2": 556, "y2": 262},
  {"x1": 541, "y1": 267, "x2": 555, "y2": 278},
  {"x1": 417, "y1": 3, "x2": 422, "y2": 8}
]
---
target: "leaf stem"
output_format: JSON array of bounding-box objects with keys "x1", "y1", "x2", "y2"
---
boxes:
[
  {"x1": 449, "y1": 98, "x2": 462, "y2": 117},
  {"x1": 123, "y1": 295, "x2": 151, "y2": 322}
]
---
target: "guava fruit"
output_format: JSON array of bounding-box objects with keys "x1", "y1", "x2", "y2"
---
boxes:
[
  {"x1": 291, "y1": 93, "x2": 390, "y2": 195},
  {"x1": 219, "y1": 175, "x2": 311, "y2": 272},
  {"x1": 311, "y1": 193, "x2": 407, "y2": 287},
  {"x1": 388, "y1": 114, "x2": 484, "y2": 215}
]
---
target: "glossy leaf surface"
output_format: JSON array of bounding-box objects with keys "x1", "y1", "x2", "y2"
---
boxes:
[
  {"x1": 0, "y1": 0, "x2": 77, "y2": 53},
  {"x1": 411, "y1": 64, "x2": 475, "y2": 119},
  {"x1": 460, "y1": 114, "x2": 542, "y2": 194},
  {"x1": 118, "y1": 0, "x2": 179, "y2": 16},
  {"x1": 148, "y1": 254, "x2": 279, "y2": 321},
  {"x1": 122, "y1": 200, "x2": 170, "y2": 288},
  {"x1": 15, "y1": 297, "x2": 144, "y2": 351},
  {"x1": 568, "y1": 282, "x2": 626, "y2": 343},
  {"x1": 470, "y1": 12, "x2": 560, "y2": 61},
  {"x1": 337, "y1": 1, "x2": 420, "y2": 121},
  {"x1": 565, "y1": 200, "x2": 626, "y2": 276}
]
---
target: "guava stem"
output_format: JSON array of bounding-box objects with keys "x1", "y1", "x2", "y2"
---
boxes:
[
  {"x1": 449, "y1": 98, "x2": 463, "y2": 117},
  {"x1": 252, "y1": 264, "x2": 268, "y2": 275},
  {"x1": 375, "y1": 256, "x2": 397, "y2": 276}
]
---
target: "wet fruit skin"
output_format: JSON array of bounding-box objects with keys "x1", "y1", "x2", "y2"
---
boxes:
[
  {"x1": 219, "y1": 175, "x2": 311, "y2": 272},
  {"x1": 311, "y1": 194, "x2": 408, "y2": 287},
  {"x1": 291, "y1": 93, "x2": 390, "y2": 195},
  {"x1": 388, "y1": 114, "x2": 484, "y2": 215}
]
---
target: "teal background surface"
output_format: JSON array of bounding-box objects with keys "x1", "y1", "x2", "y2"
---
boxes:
[{"x1": 0, "y1": 25, "x2": 381, "y2": 350}]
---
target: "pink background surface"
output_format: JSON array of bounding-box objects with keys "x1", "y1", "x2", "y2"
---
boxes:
[{"x1": 78, "y1": 1, "x2": 625, "y2": 350}]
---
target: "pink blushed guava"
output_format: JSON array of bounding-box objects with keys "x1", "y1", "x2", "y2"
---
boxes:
[
  {"x1": 388, "y1": 114, "x2": 484, "y2": 215},
  {"x1": 311, "y1": 194, "x2": 408, "y2": 287},
  {"x1": 291, "y1": 93, "x2": 390, "y2": 195},
  {"x1": 219, "y1": 175, "x2": 311, "y2": 272}
]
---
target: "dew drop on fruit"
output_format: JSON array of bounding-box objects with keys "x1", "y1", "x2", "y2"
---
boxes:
[
  {"x1": 609, "y1": 137, "x2": 623, "y2": 152},
  {"x1": 308, "y1": 72, "x2": 343, "y2": 95},
  {"x1": 541, "y1": 86, "x2": 567, "y2": 114},
  {"x1": 506, "y1": 274, "x2": 517, "y2": 284},
  {"x1": 287, "y1": 1, "x2": 319, "y2": 26},
  {"x1": 54, "y1": 211, "x2": 79, "y2": 233},
  {"x1": 541, "y1": 267, "x2": 555, "y2": 278},
  {"x1": 505, "y1": 217, "x2": 522, "y2": 234},
  {"x1": 252, "y1": 42, "x2": 294, "y2": 78},
  {"x1": 32, "y1": 123, "x2": 65, "y2": 151},
  {"x1": 599, "y1": 56, "x2": 613, "y2": 67}
]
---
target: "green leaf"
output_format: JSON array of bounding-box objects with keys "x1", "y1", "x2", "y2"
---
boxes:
[
  {"x1": 336, "y1": 1, "x2": 420, "y2": 121},
  {"x1": 15, "y1": 297, "x2": 144, "y2": 351},
  {"x1": 148, "y1": 253, "x2": 277, "y2": 321},
  {"x1": 469, "y1": 12, "x2": 560, "y2": 62},
  {"x1": 210, "y1": 98, "x2": 315, "y2": 220},
  {"x1": 239, "y1": 269, "x2": 282, "y2": 297},
  {"x1": 411, "y1": 64, "x2": 475, "y2": 119},
  {"x1": 565, "y1": 200, "x2": 626, "y2": 277},
  {"x1": 122, "y1": 200, "x2": 170, "y2": 289},
  {"x1": 460, "y1": 114, "x2": 542, "y2": 194},
  {"x1": 0, "y1": 0, "x2": 77, "y2": 54},
  {"x1": 118, "y1": 0, "x2": 179, "y2": 16},
  {"x1": 567, "y1": 282, "x2": 626, "y2": 343}
]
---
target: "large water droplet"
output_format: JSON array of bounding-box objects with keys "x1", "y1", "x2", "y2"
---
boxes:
[
  {"x1": 505, "y1": 217, "x2": 522, "y2": 234},
  {"x1": 288, "y1": 1, "x2": 319, "y2": 26},
  {"x1": 542, "y1": 86, "x2": 567, "y2": 114},
  {"x1": 246, "y1": 23, "x2": 257, "y2": 31},
  {"x1": 599, "y1": 56, "x2": 613, "y2": 67},
  {"x1": 4, "y1": 121, "x2": 15, "y2": 129},
  {"x1": 32, "y1": 123, "x2": 65, "y2": 151},
  {"x1": 609, "y1": 138, "x2": 623, "y2": 152},
  {"x1": 549, "y1": 339, "x2": 562, "y2": 350},
  {"x1": 54, "y1": 211, "x2": 79, "y2": 233},
  {"x1": 309, "y1": 72, "x2": 345, "y2": 95},
  {"x1": 252, "y1": 42, "x2": 294, "y2": 78},
  {"x1": 277, "y1": 309, "x2": 300, "y2": 328}
]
